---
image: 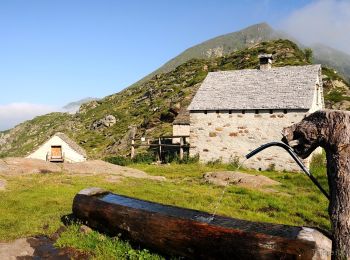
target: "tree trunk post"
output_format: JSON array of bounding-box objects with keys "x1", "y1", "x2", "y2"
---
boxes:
[
  {"x1": 281, "y1": 110, "x2": 350, "y2": 260},
  {"x1": 179, "y1": 137, "x2": 184, "y2": 161},
  {"x1": 327, "y1": 151, "x2": 350, "y2": 260},
  {"x1": 158, "y1": 137, "x2": 162, "y2": 162},
  {"x1": 131, "y1": 139, "x2": 135, "y2": 159}
]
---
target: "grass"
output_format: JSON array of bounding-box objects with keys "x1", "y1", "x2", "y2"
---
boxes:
[{"x1": 0, "y1": 158, "x2": 330, "y2": 259}]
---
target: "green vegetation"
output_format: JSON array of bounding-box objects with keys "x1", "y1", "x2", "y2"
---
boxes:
[
  {"x1": 1, "y1": 38, "x2": 349, "y2": 160},
  {"x1": 56, "y1": 225, "x2": 162, "y2": 260},
  {"x1": 1, "y1": 39, "x2": 325, "y2": 159},
  {"x1": 0, "y1": 158, "x2": 330, "y2": 258}
]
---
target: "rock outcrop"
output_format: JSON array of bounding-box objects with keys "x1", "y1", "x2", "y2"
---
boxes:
[{"x1": 90, "y1": 115, "x2": 117, "y2": 130}]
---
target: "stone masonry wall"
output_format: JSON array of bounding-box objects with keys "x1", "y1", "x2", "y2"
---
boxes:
[
  {"x1": 189, "y1": 110, "x2": 309, "y2": 171},
  {"x1": 172, "y1": 124, "x2": 190, "y2": 143}
]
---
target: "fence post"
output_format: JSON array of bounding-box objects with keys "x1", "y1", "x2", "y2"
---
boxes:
[
  {"x1": 179, "y1": 137, "x2": 184, "y2": 161},
  {"x1": 158, "y1": 137, "x2": 162, "y2": 162},
  {"x1": 131, "y1": 139, "x2": 135, "y2": 159}
]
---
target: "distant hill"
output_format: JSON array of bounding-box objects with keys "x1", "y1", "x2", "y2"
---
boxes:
[
  {"x1": 62, "y1": 97, "x2": 99, "y2": 114},
  {"x1": 133, "y1": 23, "x2": 350, "y2": 85},
  {"x1": 1, "y1": 39, "x2": 349, "y2": 159},
  {"x1": 311, "y1": 44, "x2": 350, "y2": 82}
]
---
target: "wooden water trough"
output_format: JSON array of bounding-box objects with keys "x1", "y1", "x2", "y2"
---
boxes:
[{"x1": 73, "y1": 188, "x2": 331, "y2": 259}]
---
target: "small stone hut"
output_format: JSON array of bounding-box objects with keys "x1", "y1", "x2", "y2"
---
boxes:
[
  {"x1": 172, "y1": 108, "x2": 190, "y2": 143},
  {"x1": 26, "y1": 132, "x2": 87, "y2": 163},
  {"x1": 188, "y1": 55, "x2": 324, "y2": 171}
]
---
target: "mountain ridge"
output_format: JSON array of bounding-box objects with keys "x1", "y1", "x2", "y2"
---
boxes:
[
  {"x1": 132, "y1": 23, "x2": 349, "y2": 86},
  {"x1": 1, "y1": 39, "x2": 349, "y2": 159}
]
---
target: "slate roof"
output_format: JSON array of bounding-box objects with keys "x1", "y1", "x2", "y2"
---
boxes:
[
  {"x1": 188, "y1": 65, "x2": 321, "y2": 111},
  {"x1": 173, "y1": 108, "x2": 190, "y2": 125},
  {"x1": 54, "y1": 132, "x2": 87, "y2": 157}
]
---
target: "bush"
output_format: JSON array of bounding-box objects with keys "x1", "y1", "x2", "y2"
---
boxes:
[
  {"x1": 310, "y1": 152, "x2": 326, "y2": 171},
  {"x1": 105, "y1": 152, "x2": 154, "y2": 166},
  {"x1": 267, "y1": 163, "x2": 276, "y2": 172},
  {"x1": 105, "y1": 156, "x2": 131, "y2": 166},
  {"x1": 227, "y1": 156, "x2": 241, "y2": 171},
  {"x1": 132, "y1": 152, "x2": 155, "y2": 164},
  {"x1": 206, "y1": 158, "x2": 223, "y2": 167}
]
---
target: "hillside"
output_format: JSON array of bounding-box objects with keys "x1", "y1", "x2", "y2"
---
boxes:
[
  {"x1": 133, "y1": 23, "x2": 350, "y2": 86},
  {"x1": 0, "y1": 39, "x2": 349, "y2": 159}
]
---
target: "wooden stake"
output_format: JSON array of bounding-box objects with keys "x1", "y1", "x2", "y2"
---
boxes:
[
  {"x1": 131, "y1": 139, "x2": 135, "y2": 159},
  {"x1": 179, "y1": 137, "x2": 184, "y2": 161}
]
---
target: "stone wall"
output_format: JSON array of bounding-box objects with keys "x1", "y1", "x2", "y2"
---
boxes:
[
  {"x1": 172, "y1": 124, "x2": 190, "y2": 143},
  {"x1": 189, "y1": 110, "x2": 310, "y2": 171}
]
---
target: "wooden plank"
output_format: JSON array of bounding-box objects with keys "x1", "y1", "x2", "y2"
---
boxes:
[{"x1": 73, "y1": 188, "x2": 331, "y2": 259}]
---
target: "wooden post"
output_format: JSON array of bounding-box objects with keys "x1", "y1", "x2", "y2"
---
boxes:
[
  {"x1": 158, "y1": 137, "x2": 162, "y2": 162},
  {"x1": 179, "y1": 137, "x2": 184, "y2": 161},
  {"x1": 131, "y1": 139, "x2": 135, "y2": 159}
]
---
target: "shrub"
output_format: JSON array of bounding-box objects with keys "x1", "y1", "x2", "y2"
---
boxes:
[
  {"x1": 104, "y1": 156, "x2": 131, "y2": 166},
  {"x1": 267, "y1": 163, "x2": 276, "y2": 172},
  {"x1": 132, "y1": 152, "x2": 155, "y2": 164},
  {"x1": 227, "y1": 156, "x2": 241, "y2": 171},
  {"x1": 206, "y1": 158, "x2": 223, "y2": 167}
]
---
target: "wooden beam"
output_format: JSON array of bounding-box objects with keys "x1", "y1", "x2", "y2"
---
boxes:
[{"x1": 73, "y1": 188, "x2": 332, "y2": 260}]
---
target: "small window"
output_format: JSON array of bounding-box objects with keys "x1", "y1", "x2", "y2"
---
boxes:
[
  {"x1": 242, "y1": 110, "x2": 246, "y2": 114},
  {"x1": 255, "y1": 110, "x2": 259, "y2": 114},
  {"x1": 269, "y1": 109, "x2": 273, "y2": 114},
  {"x1": 204, "y1": 110, "x2": 207, "y2": 115},
  {"x1": 283, "y1": 109, "x2": 288, "y2": 114},
  {"x1": 229, "y1": 110, "x2": 232, "y2": 114},
  {"x1": 216, "y1": 110, "x2": 219, "y2": 114}
]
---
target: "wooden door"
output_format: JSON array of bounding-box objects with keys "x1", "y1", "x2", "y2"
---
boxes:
[{"x1": 51, "y1": 146, "x2": 62, "y2": 158}]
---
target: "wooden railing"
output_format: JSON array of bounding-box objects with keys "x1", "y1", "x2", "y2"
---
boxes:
[{"x1": 131, "y1": 135, "x2": 190, "y2": 160}]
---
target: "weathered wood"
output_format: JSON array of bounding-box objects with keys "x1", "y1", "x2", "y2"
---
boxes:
[
  {"x1": 283, "y1": 110, "x2": 350, "y2": 260},
  {"x1": 73, "y1": 187, "x2": 331, "y2": 259},
  {"x1": 179, "y1": 137, "x2": 184, "y2": 160},
  {"x1": 131, "y1": 139, "x2": 135, "y2": 159}
]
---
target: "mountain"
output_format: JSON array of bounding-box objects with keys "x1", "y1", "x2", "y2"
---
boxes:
[
  {"x1": 134, "y1": 23, "x2": 350, "y2": 85},
  {"x1": 311, "y1": 44, "x2": 350, "y2": 82},
  {"x1": 1, "y1": 39, "x2": 349, "y2": 159},
  {"x1": 62, "y1": 97, "x2": 99, "y2": 114}
]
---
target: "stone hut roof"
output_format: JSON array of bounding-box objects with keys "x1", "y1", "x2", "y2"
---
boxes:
[
  {"x1": 188, "y1": 65, "x2": 322, "y2": 111},
  {"x1": 54, "y1": 132, "x2": 87, "y2": 157},
  {"x1": 173, "y1": 108, "x2": 190, "y2": 125}
]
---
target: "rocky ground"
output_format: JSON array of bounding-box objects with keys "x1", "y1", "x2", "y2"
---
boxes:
[{"x1": 0, "y1": 229, "x2": 90, "y2": 260}]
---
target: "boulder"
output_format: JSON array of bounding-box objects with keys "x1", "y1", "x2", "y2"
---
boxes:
[
  {"x1": 203, "y1": 171, "x2": 280, "y2": 189},
  {"x1": 90, "y1": 115, "x2": 117, "y2": 130}
]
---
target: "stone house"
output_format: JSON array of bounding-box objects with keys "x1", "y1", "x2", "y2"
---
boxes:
[
  {"x1": 172, "y1": 108, "x2": 190, "y2": 143},
  {"x1": 27, "y1": 132, "x2": 87, "y2": 163},
  {"x1": 187, "y1": 55, "x2": 324, "y2": 171}
]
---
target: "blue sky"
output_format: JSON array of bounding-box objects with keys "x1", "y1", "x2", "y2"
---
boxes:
[{"x1": 0, "y1": 0, "x2": 349, "y2": 130}]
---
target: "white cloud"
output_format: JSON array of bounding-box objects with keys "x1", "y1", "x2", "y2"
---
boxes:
[
  {"x1": 0, "y1": 103, "x2": 60, "y2": 131},
  {"x1": 281, "y1": 0, "x2": 350, "y2": 54}
]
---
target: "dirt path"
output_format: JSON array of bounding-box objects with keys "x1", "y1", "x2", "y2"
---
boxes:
[{"x1": 0, "y1": 157, "x2": 165, "y2": 181}]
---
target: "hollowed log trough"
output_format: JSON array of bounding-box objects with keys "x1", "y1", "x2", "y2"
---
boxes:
[{"x1": 73, "y1": 187, "x2": 331, "y2": 259}]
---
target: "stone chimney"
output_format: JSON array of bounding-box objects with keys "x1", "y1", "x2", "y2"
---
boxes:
[{"x1": 258, "y1": 54, "x2": 273, "y2": 70}]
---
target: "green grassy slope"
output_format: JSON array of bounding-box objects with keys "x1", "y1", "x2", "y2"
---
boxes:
[{"x1": 0, "y1": 39, "x2": 349, "y2": 159}]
